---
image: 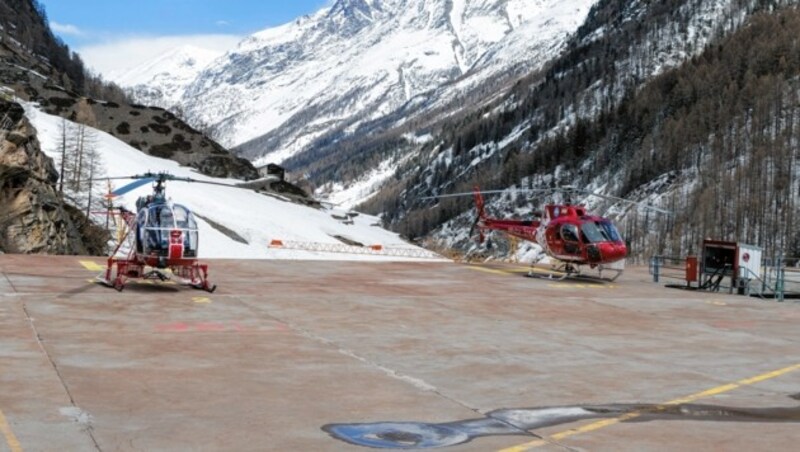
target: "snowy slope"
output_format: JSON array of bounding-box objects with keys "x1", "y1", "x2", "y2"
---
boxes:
[
  {"x1": 181, "y1": 0, "x2": 596, "y2": 164},
  {"x1": 23, "y1": 103, "x2": 439, "y2": 261},
  {"x1": 108, "y1": 45, "x2": 223, "y2": 110}
]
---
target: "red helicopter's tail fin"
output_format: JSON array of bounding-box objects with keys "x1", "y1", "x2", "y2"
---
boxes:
[
  {"x1": 471, "y1": 186, "x2": 487, "y2": 243},
  {"x1": 473, "y1": 186, "x2": 486, "y2": 220}
]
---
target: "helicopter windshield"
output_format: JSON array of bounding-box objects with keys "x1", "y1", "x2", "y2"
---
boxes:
[
  {"x1": 139, "y1": 204, "x2": 199, "y2": 257},
  {"x1": 581, "y1": 221, "x2": 622, "y2": 243},
  {"x1": 581, "y1": 222, "x2": 609, "y2": 243},
  {"x1": 600, "y1": 221, "x2": 622, "y2": 242},
  {"x1": 173, "y1": 204, "x2": 197, "y2": 230},
  {"x1": 173, "y1": 204, "x2": 199, "y2": 257},
  {"x1": 147, "y1": 205, "x2": 175, "y2": 229}
]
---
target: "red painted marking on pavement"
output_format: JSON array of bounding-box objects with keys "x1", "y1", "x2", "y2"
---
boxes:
[{"x1": 195, "y1": 322, "x2": 228, "y2": 332}]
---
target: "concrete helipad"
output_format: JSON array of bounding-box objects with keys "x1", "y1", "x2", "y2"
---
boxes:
[{"x1": 0, "y1": 255, "x2": 798, "y2": 451}]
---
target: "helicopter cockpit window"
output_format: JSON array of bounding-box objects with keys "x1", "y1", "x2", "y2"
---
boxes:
[
  {"x1": 136, "y1": 211, "x2": 146, "y2": 253},
  {"x1": 581, "y1": 222, "x2": 607, "y2": 243},
  {"x1": 599, "y1": 221, "x2": 622, "y2": 242},
  {"x1": 173, "y1": 204, "x2": 199, "y2": 257},
  {"x1": 143, "y1": 206, "x2": 175, "y2": 254},
  {"x1": 173, "y1": 205, "x2": 197, "y2": 230},
  {"x1": 146, "y1": 205, "x2": 175, "y2": 229},
  {"x1": 561, "y1": 224, "x2": 580, "y2": 243}
]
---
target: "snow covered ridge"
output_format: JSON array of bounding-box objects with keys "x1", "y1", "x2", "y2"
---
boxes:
[
  {"x1": 180, "y1": 0, "x2": 597, "y2": 161},
  {"x1": 22, "y1": 102, "x2": 444, "y2": 262},
  {"x1": 108, "y1": 45, "x2": 223, "y2": 111}
]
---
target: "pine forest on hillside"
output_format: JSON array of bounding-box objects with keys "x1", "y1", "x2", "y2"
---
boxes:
[
  {"x1": 0, "y1": 0, "x2": 128, "y2": 102},
  {"x1": 362, "y1": 1, "x2": 800, "y2": 260}
]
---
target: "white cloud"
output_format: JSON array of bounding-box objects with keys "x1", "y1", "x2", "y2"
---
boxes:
[
  {"x1": 50, "y1": 21, "x2": 84, "y2": 36},
  {"x1": 216, "y1": 20, "x2": 231, "y2": 26},
  {"x1": 78, "y1": 34, "x2": 242, "y2": 77}
]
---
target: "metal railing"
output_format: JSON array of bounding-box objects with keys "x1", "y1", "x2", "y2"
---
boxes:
[
  {"x1": 649, "y1": 256, "x2": 687, "y2": 284},
  {"x1": 651, "y1": 253, "x2": 798, "y2": 302},
  {"x1": 699, "y1": 264, "x2": 733, "y2": 293},
  {"x1": 269, "y1": 240, "x2": 444, "y2": 259},
  {"x1": 737, "y1": 266, "x2": 773, "y2": 300},
  {"x1": 761, "y1": 254, "x2": 799, "y2": 302}
]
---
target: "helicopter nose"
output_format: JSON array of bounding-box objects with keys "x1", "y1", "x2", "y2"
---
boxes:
[
  {"x1": 609, "y1": 242, "x2": 627, "y2": 261},
  {"x1": 597, "y1": 242, "x2": 627, "y2": 263},
  {"x1": 617, "y1": 242, "x2": 628, "y2": 259}
]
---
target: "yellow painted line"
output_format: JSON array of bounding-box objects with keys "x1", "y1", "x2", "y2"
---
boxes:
[
  {"x1": 527, "y1": 268, "x2": 567, "y2": 276},
  {"x1": 547, "y1": 284, "x2": 617, "y2": 290},
  {"x1": 0, "y1": 408, "x2": 22, "y2": 452},
  {"x1": 467, "y1": 266, "x2": 514, "y2": 276},
  {"x1": 78, "y1": 260, "x2": 105, "y2": 272},
  {"x1": 466, "y1": 264, "x2": 573, "y2": 279},
  {"x1": 468, "y1": 266, "x2": 553, "y2": 276},
  {"x1": 192, "y1": 297, "x2": 212, "y2": 304},
  {"x1": 499, "y1": 363, "x2": 800, "y2": 452}
]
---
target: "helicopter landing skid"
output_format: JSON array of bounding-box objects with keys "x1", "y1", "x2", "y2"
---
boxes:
[
  {"x1": 526, "y1": 263, "x2": 577, "y2": 281},
  {"x1": 526, "y1": 267, "x2": 571, "y2": 281},
  {"x1": 594, "y1": 265, "x2": 624, "y2": 282},
  {"x1": 525, "y1": 263, "x2": 623, "y2": 283},
  {"x1": 143, "y1": 270, "x2": 170, "y2": 282},
  {"x1": 99, "y1": 260, "x2": 216, "y2": 293},
  {"x1": 188, "y1": 280, "x2": 217, "y2": 293},
  {"x1": 173, "y1": 265, "x2": 216, "y2": 293}
]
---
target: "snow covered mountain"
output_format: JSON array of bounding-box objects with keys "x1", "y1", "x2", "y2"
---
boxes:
[
  {"x1": 110, "y1": 45, "x2": 222, "y2": 111},
  {"x1": 181, "y1": 0, "x2": 596, "y2": 165},
  {"x1": 368, "y1": 0, "x2": 800, "y2": 261}
]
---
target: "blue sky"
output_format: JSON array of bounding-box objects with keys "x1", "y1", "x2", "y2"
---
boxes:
[{"x1": 39, "y1": 0, "x2": 330, "y2": 75}]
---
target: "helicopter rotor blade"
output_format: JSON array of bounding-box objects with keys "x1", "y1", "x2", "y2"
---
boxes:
[
  {"x1": 101, "y1": 173, "x2": 281, "y2": 196},
  {"x1": 421, "y1": 188, "x2": 554, "y2": 200},
  {"x1": 162, "y1": 175, "x2": 281, "y2": 191},
  {"x1": 576, "y1": 190, "x2": 673, "y2": 215},
  {"x1": 422, "y1": 186, "x2": 672, "y2": 215},
  {"x1": 107, "y1": 178, "x2": 156, "y2": 198},
  {"x1": 421, "y1": 189, "x2": 505, "y2": 200}
]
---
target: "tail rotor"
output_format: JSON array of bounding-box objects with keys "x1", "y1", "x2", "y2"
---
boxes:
[{"x1": 470, "y1": 186, "x2": 487, "y2": 243}]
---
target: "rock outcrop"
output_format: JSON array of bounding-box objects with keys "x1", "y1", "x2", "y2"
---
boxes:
[
  {"x1": 0, "y1": 38, "x2": 258, "y2": 181},
  {"x1": 0, "y1": 98, "x2": 106, "y2": 254}
]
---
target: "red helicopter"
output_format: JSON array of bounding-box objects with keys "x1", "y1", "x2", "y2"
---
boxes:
[
  {"x1": 97, "y1": 172, "x2": 274, "y2": 292},
  {"x1": 432, "y1": 186, "x2": 669, "y2": 281}
]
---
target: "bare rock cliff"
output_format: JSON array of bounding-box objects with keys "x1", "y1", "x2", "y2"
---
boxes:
[{"x1": 0, "y1": 98, "x2": 105, "y2": 254}]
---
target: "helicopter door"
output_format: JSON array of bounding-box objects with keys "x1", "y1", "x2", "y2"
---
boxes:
[
  {"x1": 173, "y1": 205, "x2": 198, "y2": 258},
  {"x1": 144, "y1": 205, "x2": 176, "y2": 257},
  {"x1": 560, "y1": 224, "x2": 583, "y2": 256},
  {"x1": 135, "y1": 210, "x2": 146, "y2": 253}
]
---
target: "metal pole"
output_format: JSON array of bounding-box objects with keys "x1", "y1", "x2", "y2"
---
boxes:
[
  {"x1": 651, "y1": 256, "x2": 659, "y2": 283},
  {"x1": 777, "y1": 253, "x2": 785, "y2": 303}
]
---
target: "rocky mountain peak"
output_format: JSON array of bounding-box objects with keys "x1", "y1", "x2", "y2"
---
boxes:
[
  {"x1": 178, "y1": 0, "x2": 594, "y2": 166},
  {"x1": 328, "y1": 0, "x2": 377, "y2": 21}
]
